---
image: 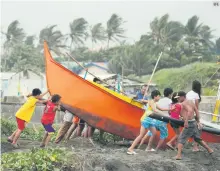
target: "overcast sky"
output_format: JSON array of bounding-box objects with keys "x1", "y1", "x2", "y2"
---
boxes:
[{"x1": 1, "y1": 1, "x2": 220, "y2": 48}]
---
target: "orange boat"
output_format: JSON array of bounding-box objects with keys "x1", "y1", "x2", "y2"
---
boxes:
[{"x1": 44, "y1": 42, "x2": 220, "y2": 143}]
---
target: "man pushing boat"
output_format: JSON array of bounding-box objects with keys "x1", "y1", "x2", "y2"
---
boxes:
[{"x1": 174, "y1": 91, "x2": 213, "y2": 160}]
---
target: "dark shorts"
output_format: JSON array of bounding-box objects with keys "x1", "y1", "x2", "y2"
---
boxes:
[
  {"x1": 42, "y1": 123, "x2": 55, "y2": 134},
  {"x1": 79, "y1": 119, "x2": 85, "y2": 125},
  {"x1": 178, "y1": 121, "x2": 202, "y2": 145},
  {"x1": 170, "y1": 121, "x2": 180, "y2": 129},
  {"x1": 16, "y1": 117, "x2": 26, "y2": 131}
]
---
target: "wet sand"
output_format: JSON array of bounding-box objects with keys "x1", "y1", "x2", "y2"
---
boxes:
[{"x1": 1, "y1": 137, "x2": 220, "y2": 171}]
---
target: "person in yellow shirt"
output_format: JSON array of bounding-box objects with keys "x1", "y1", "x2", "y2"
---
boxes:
[{"x1": 7, "y1": 88, "x2": 49, "y2": 147}]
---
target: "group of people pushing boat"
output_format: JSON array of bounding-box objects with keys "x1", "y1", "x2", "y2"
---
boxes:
[
  {"x1": 127, "y1": 80, "x2": 214, "y2": 160},
  {"x1": 7, "y1": 79, "x2": 214, "y2": 160},
  {"x1": 7, "y1": 78, "x2": 102, "y2": 148}
]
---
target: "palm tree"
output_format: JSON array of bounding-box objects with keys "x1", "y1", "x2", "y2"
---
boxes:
[
  {"x1": 69, "y1": 18, "x2": 88, "y2": 50},
  {"x1": 149, "y1": 14, "x2": 169, "y2": 45},
  {"x1": 2, "y1": 20, "x2": 25, "y2": 48},
  {"x1": 39, "y1": 25, "x2": 65, "y2": 55},
  {"x1": 199, "y1": 25, "x2": 214, "y2": 48},
  {"x1": 141, "y1": 14, "x2": 184, "y2": 55},
  {"x1": 90, "y1": 23, "x2": 106, "y2": 48},
  {"x1": 184, "y1": 15, "x2": 203, "y2": 53},
  {"x1": 1, "y1": 20, "x2": 25, "y2": 71},
  {"x1": 106, "y1": 14, "x2": 125, "y2": 48},
  {"x1": 25, "y1": 35, "x2": 35, "y2": 46}
]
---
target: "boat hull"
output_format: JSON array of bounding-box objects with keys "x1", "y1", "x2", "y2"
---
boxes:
[{"x1": 44, "y1": 42, "x2": 220, "y2": 143}]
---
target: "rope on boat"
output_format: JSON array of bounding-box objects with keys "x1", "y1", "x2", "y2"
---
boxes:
[{"x1": 66, "y1": 53, "x2": 127, "y2": 96}]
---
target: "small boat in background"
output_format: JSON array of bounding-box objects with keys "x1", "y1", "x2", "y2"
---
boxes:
[{"x1": 44, "y1": 41, "x2": 220, "y2": 143}]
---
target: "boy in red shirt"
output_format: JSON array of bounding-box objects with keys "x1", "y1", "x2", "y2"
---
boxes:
[
  {"x1": 8, "y1": 88, "x2": 49, "y2": 147},
  {"x1": 40, "y1": 94, "x2": 61, "y2": 147}
]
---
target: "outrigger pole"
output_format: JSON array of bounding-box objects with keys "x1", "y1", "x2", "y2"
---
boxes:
[
  {"x1": 143, "y1": 52, "x2": 163, "y2": 99},
  {"x1": 66, "y1": 53, "x2": 127, "y2": 96}
]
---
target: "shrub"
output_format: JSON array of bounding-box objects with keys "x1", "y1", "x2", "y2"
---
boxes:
[{"x1": 1, "y1": 148, "x2": 80, "y2": 171}]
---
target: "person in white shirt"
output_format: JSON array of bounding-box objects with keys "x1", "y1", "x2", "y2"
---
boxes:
[
  {"x1": 186, "y1": 80, "x2": 202, "y2": 152},
  {"x1": 55, "y1": 111, "x2": 74, "y2": 143},
  {"x1": 139, "y1": 88, "x2": 173, "y2": 151}
]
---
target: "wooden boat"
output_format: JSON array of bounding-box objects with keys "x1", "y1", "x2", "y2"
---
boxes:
[{"x1": 44, "y1": 42, "x2": 220, "y2": 143}]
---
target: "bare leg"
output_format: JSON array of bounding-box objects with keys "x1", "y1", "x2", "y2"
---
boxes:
[
  {"x1": 156, "y1": 139, "x2": 165, "y2": 151},
  {"x1": 88, "y1": 126, "x2": 95, "y2": 138},
  {"x1": 128, "y1": 126, "x2": 147, "y2": 152},
  {"x1": 55, "y1": 122, "x2": 71, "y2": 143},
  {"x1": 197, "y1": 141, "x2": 213, "y2": 153},
  {"x1": 83, "y1": 125, "x2": 88, "y2": 138},
  {"x1": 8, "y1": 130, "x2": 17, "y2": 142},
  {"x1": 65, "y1": 123, "x2": 78, "y2": 140},
  {"x1": 99, "y1": 130, "x2": 104, "y2": 141},
  {"x1": 40, "y1": 132, "x2": 48, "y2": 147},
  {"x1": 12, "y1": 129, "x2": 22, "y2": 144},
  {"x1": 167, "y1": 128, "x2": 180, "y2": 149},
  {"x1": 192, "y1": 142, "x2": 199, "y2": 152},
  {"x1": 44, "y1": 134, "x2": 52, "y2": 147},
  {"x1": 146, "y1": 127, "x2": 157, "y2": 151},
  {"x1": 77, "y1": 124, "x2": 85, "y2": 136},
  {"x1": 138, "y1": 134, "x2": 149, "y2": 149},
  {"x1": 175, "y1": 143, "x2": 183, "y2": 160}
]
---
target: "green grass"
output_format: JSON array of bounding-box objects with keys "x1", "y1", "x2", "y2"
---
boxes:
[{"x1": 130, "y1": 62, "x2": 219, "y2": 96}]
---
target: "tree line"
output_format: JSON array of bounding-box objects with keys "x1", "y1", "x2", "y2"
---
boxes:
[{"x1": 1, "y1": 13, "x2": 220, "y2": 76}]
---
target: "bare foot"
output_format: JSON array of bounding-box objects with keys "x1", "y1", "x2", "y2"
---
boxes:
[
  {"x1": 127, "y1": 149, "x2": 137, "y2": 155},
  {"x1": 175, "y1": 155, "x2": 182, "y2": 160},
  {"x1": 167, "y1": 143, "x2": 175, "y2": 150},
  {"x1": 40, "y1": 144, "x2": 45, "y2": 148},
  {"x1": 192, "y1": 148, "x2": 200, "y2": 152},
  {"x1": 145, "y1": 148, "x2": 156, "y2": 152},
  {"x1": 7, "y1": 138, "x2": 13, "y2": 143},
  {"x1": 193, "y1": 146, "x2": 200, "y2": 152},
  {"x1": 208, "y1": 149, "x2": 214, "y2": 154}
]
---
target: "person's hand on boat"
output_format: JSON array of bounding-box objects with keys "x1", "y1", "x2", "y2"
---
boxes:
[
  {"x1": 140, "y1": 99, "x2": 148, "y2": 104},
  {"x1": 197, "y1": 122, "x2": 203, "y2": 130}
]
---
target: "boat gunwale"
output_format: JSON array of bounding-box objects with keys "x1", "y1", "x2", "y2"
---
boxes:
[{"x1": 44, "y1": 41, "x2": 144, "y2": 111}]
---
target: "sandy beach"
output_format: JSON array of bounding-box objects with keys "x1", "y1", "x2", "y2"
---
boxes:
[{"x1": 2, "y1": 137, "x2": 220, "y2": 171}]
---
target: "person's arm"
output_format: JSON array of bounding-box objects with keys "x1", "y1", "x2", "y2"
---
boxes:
[
  {"x1": 194, "y1": 105, "x2": 200, "y2": 123},
  {"x1": 53, "y1": 105, "x2": 61, "y2": 112},
  {"x1": 195, "y1": 99, "x2": 199, "y2": 110},
  {"x1": 39, "y1": 90, "x2": 50, "y2": 99},
  {"x1": 140, "y1": 99, "x2": 148, "y2": 104},
  {"x1": 156, "y1": 104, "x2": 174, "y2": 112},
  {"x1": 38, "y1": 99, "x2": 49, "y2": 104}
]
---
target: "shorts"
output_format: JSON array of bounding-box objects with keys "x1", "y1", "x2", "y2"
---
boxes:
[
  {"x1": 73, "y1": 116, "x2": 85, "y2": 125},
  {"x1": 141, "y1": 117, "x2": 156, "y2": 129},
  {"x1": 178, "y1": 121, "x2": 202, "y2": 145},
  {"x1": 79, "y1": 119, "x2": 85, "y2": 125},
  {"x1": 147, "y1": 120, "x2": 168, "y2": 139},
  {"x1": 170, "y1": 121, "x2": 180, "y2": 129},
  {"x1": 42, "y1": 123, "x2": 55, "y2": 134},
  {"x1": 16, "y1": 117, "x2": 26, "y2": 131}
]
